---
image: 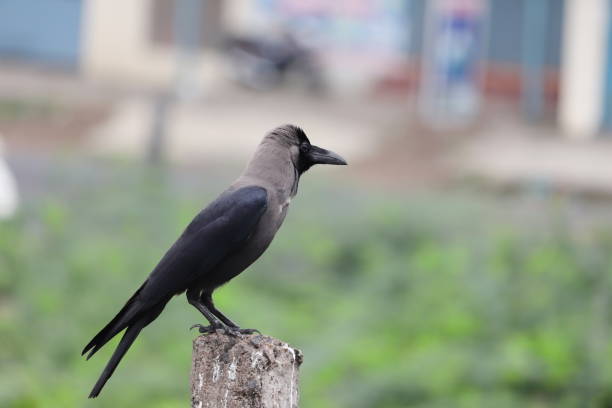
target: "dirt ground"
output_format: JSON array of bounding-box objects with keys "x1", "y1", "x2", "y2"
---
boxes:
[{"x1": 2, "y1": 66, "x2": 612, "y2": 196}]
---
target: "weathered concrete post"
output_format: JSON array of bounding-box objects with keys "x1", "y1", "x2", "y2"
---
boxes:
[{"x1": 190, "y1": 333, "x2": 303, "y2": 408}]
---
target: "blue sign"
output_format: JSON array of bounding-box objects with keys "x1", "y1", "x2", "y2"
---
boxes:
[{"x1": 420, "y1": 0, "x2": 488, "y2": 129}]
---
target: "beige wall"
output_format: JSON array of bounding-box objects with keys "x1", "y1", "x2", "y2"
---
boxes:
[
  {"x1": 80, "y1": 0, "x2": 222, "y2": 89},
  {"x1": 223, "y1": 0, "x2": 274, "y2": 36}
]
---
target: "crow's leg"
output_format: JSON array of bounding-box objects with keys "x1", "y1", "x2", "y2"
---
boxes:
[
  {"x1": 187, "y1": 288, "x2": 230, "y2": 334},
  {"x1": 202, "y1": 291, "x2": 260, "y2": 335},
  {"x1": 201, "y1": 292, "x2": 238, "y2": 328}
]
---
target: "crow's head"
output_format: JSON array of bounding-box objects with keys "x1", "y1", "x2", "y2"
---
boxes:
[{"x1": 268, "y1": 124, "x2": 347, "y2": 174}]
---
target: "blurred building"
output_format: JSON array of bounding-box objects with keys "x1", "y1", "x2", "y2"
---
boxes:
[
  {"x1": 0, "y1": 0, "x2": 611, "y2": 138},
  {"x1": 81, "y1": 0, "x2": 224, "y2": 89}
]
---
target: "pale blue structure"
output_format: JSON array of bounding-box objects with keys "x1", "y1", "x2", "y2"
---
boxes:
[{"x1": 0, "y1": 0, "x2": 83, "y2": 67}]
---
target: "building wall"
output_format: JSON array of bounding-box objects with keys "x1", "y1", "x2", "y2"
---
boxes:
[
  {"x1": 234, "y1": 0, "x2": 412, "y2": 92},
  {"x1": 81, "y1": 0, "x2": 222, "y2": 88},
  {"x1": 80, "y1": 0, "x2": 567, "y2": 97},
  {"x1": 407, "y1": 0, "x2": 564, "y2": 67}
]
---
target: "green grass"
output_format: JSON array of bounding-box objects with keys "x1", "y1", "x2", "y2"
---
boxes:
[
  {"x1": 2, "y1": 161, "x2": 612, "y2": 407},
  {"x1": 0, "y1": 98, "x2": 58, "y2": 121}
]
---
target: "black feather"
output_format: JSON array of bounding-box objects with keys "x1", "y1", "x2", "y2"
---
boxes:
[{"x1": 83, "y1": 186, "x2": 268, "y2": 397}]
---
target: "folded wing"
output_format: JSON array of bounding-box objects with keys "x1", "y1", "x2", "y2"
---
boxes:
[{"x1": 83, "y1": 186, "x2": 268, "y2": 397}]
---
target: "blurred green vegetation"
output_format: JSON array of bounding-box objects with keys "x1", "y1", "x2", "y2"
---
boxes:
[
  {"x1": 2, "y1": 162, "x2": 612, "y2": 407},
  {"x1": 0, "y1": 98, "x2": 58, "y2": 121}
]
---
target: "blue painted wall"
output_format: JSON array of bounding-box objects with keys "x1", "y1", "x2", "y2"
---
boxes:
[
  {"x1": 0, "y1": 0, "x2": 83, "y2": 67},
  {"x1": 407, "y1": 0, "x2": 564, "y2": 67}
]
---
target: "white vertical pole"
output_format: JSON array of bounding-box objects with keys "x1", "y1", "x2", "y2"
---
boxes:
[{"x1": 559, "y1": 0, "x2": 610, "y2": 139}]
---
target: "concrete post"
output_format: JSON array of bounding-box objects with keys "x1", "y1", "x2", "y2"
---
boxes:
[{"x1": 191, "y1": 333, "x2": 303, "y2": 408}]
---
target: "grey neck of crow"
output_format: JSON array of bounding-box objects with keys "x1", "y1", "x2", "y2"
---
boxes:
[{"x1": 238, "y1": 131, "x2": 300, "y2": 198}]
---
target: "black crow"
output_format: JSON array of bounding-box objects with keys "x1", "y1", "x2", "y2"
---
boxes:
[{"x1": 83, "y1": 124, "x2": 346, "y2": 397}]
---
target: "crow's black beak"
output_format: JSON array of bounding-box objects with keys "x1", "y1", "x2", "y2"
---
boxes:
[{"x1": 308, "y1": 145, "x2": 347, "y2": 166}]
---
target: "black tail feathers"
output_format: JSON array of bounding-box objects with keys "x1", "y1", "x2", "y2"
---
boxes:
[
  {"x1": 82, "y1": 282, "x2": 147, "y2": 360},
  {"x1": 84, "y1": 290, "x2": 170, "y2": 398},
  {"x1": 88, "y1": 322, "x2": 144, "y2": 398}
]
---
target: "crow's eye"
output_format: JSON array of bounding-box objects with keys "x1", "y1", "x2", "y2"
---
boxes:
[{"x1": 299, "y1": 143, "x2": 310, "y2": 154}]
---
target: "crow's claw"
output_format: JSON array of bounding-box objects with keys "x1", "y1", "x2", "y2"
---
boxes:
[
  {"x1": 226, "y1": 327, "x2": 261, "y2": 336},
  {"x1": 190, "y1": 324, "x2": 222, "y2": 334},
  {"x1": 190, "y1": 324, "x2": 259, "y2": 336}
]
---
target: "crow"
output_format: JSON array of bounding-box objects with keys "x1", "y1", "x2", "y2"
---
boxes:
[{"x1": 83, "y1": 124, "x2": 346, "y2": 397}]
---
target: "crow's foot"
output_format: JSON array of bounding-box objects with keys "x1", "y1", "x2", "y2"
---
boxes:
[
  {"x1": 189, "y1": 323, "x2": 259, "y2": 336},
  {"x1": 189, "y1": 323, "x2": 224, "y2": 334},
  {"x1": 225, "y1": 327, "x2": 261, "y2": 336}
]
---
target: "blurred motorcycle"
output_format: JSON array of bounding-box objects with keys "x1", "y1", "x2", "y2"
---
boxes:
[{"x1": 224, "y1": 31, "x2": 325, "y2": 92}]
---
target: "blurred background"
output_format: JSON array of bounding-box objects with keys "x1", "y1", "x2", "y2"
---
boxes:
[{"x1": 2, "y1": 0, "x2": 612, "y2": 407}]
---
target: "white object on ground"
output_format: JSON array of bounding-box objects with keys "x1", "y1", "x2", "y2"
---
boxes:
[{"x1": 0, "y1": 138, "x2": 19, "y2": 219}]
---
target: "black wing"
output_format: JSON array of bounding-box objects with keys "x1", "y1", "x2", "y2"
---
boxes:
[
  {"x1": 83, "y1": 186, "x2": 268, "y2": 359},
  {"x1": 140, "y1": 185, "x2": 268, "y2": 301}
]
